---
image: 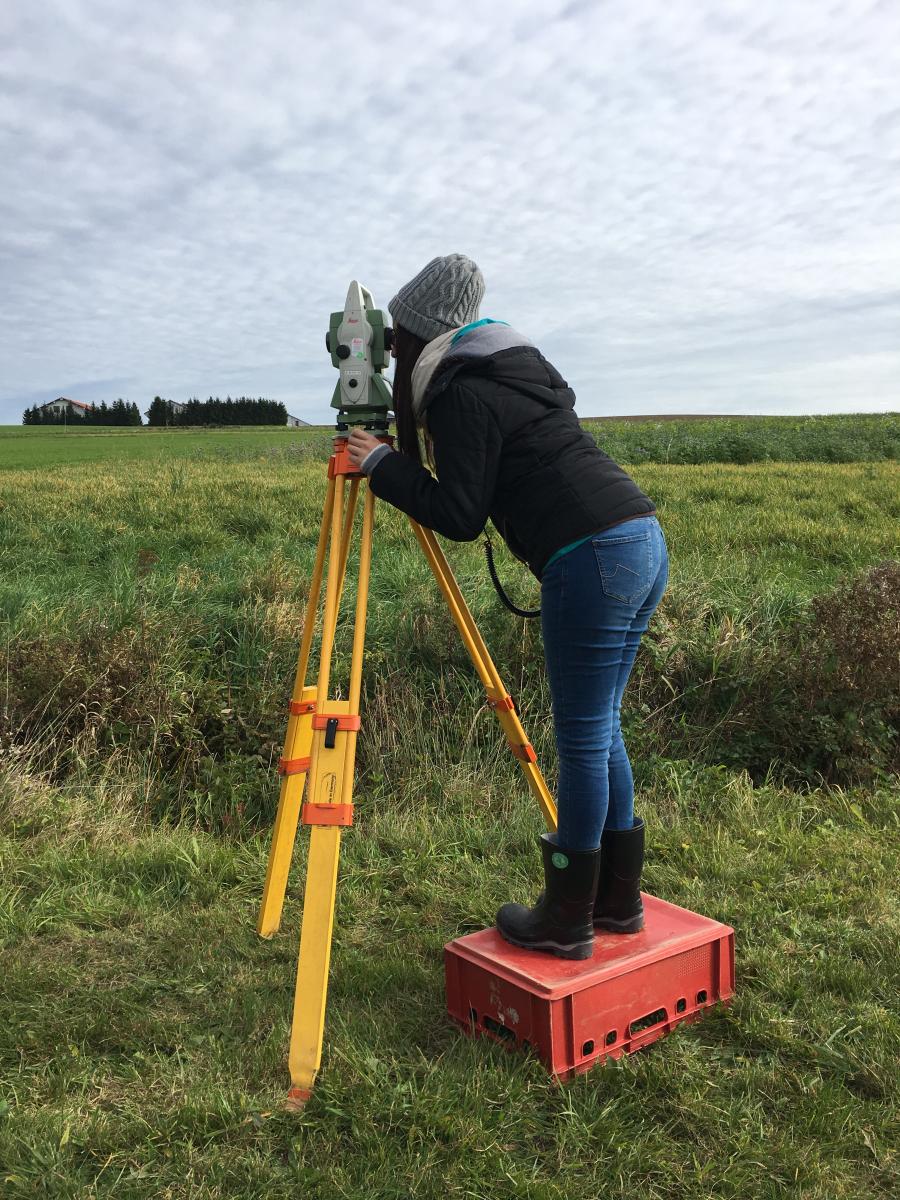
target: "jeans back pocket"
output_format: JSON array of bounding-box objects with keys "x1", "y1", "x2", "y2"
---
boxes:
[{"x1": 592, "y1": 529, "x2": 653, "y2": 604}]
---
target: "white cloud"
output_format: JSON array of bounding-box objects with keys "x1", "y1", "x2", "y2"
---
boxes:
[{"x1": 1, "y1": 0, "x2": 898, "y2": 423}]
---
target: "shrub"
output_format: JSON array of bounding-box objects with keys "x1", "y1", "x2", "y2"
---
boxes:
[
  {"x1": 808, "y1": 561, "x2": 900, "y2": 706},
  {"x1": 629, "y1": 561, "x2": 900, "y2": 785},
  {"x1": 793, "y1": 561, "x2": 900, "y2": 780}
]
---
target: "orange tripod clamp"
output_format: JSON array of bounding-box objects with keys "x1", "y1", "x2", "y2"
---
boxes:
[{"x1": 329, "y1": 434, "x2": 394, "y2": 479}]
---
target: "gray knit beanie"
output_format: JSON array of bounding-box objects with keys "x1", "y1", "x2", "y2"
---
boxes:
[{"x1": 389, "y1": 254, "x2": 485, "y2": 342}]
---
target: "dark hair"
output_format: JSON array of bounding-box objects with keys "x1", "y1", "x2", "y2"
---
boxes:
[{"x1": 391, "y1": 323, "x2": 429, "y2": 464}]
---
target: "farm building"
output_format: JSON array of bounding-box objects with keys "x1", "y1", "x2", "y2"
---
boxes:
[
  {"x1": 287, "y1": 414, "x2": 310, "y2": 428},
  {"x1": 39, "y1": 397, "x2": 92, "y2": 419}
]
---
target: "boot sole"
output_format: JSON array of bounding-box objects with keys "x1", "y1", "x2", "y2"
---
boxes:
[
  {"x1": 496, "y1": 928, "x2": 593, "y2": 960},
  {"x1": 594, "y1": 916, "x2": 644, "y2": 933}
]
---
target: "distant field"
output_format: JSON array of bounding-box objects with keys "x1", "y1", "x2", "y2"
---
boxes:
[
  {"x1": 2, "y1": 412, "x2": 898, "y2": 471},
  {"x1": 0, "y1": 424, "x2": 329, "y2": 470},
  {"x1": 582, "y1": 411, "x2": 899, "y2": 464}
]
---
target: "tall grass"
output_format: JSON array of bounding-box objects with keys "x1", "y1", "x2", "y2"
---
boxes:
[
  {"x1": 586, "y1": 412, "x2": 899, "y2": 464},
  {"x1": 2, "y1": 458, "x2": 897, "y2": 811}
]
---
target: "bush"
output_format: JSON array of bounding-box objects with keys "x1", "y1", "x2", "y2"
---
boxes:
[
  {"x1": 795, "y1": 561, "x2": 900, "y2": 779},
  {"x1": 808, "y1": 561, "x2": 900, "y2": 705},
  {"x1": 630, "y1": 561, "x2": 900, "y2": 785}
]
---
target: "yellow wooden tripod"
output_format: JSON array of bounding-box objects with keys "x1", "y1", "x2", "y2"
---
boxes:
[{"x1": 257, "y1": 436, "x2": 557, "y2": 1107}]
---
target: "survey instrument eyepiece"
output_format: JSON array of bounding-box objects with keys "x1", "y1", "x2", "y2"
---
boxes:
[{"x1": 327, "y1": 281, "x2": 393, "y2": 431}]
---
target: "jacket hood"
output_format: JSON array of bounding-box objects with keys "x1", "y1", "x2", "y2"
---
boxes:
[{"x1": 410, "y1": 322, "x2": 573, "y2": 423}]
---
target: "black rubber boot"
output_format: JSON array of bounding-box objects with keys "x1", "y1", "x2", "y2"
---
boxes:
[
  {"x1": 496, "y1": 834, "x2": 601, "y2": 960},
  {"x1": 593, "y1": 817, "x2": 645, "y2": 933}
]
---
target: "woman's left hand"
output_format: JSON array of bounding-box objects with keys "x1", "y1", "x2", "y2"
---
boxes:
[{"x1": 346, "y1": 428, "x2": 383, "y2": 468}]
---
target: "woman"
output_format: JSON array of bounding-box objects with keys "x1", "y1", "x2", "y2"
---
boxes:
[{"x1": 347, "y1": 254, "x2": 668, "y2": 961}]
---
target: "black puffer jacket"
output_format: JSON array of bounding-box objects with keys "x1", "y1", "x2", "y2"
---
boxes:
[{"x1": 368, "y1": 323, "x2": 655, "y2": 579}]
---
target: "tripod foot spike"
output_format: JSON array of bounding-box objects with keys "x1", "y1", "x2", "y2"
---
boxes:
[{"x1": 285, "y1": 1086, "x2": 313, "y2": 1112}]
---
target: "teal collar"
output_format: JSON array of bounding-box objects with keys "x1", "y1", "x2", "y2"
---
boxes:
[{"x1": 451, "y1": 318, "x2": 508, "y2": 346}]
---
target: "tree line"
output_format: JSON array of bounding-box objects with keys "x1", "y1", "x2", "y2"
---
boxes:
[
  {"x1": 146, "y1": 396, "x2": 288, "y2": 426},
  {"x1": 22, "y1": 400, "x2": 142, "y2": 426},
  {"x1": 22, "y1": 396, "x2": 288, "y2": 427}
]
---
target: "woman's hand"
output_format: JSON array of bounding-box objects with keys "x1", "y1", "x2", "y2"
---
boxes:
[{"x1": 346, "y1": 428, "x2": 383, "y2": 468}]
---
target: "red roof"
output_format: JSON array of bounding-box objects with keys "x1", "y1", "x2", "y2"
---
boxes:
[{"x1": 42, "y1": 397, "x2": 92, "y2": 411}]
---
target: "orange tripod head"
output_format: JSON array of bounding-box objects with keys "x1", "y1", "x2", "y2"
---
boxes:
[{"x1": 329, "y1": 434, "x2": 394, "y2": 479}]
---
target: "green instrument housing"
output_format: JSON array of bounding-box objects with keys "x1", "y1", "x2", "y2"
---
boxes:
[{"x1": 327, "y1": 282, "x2": 394, "y2": 430}]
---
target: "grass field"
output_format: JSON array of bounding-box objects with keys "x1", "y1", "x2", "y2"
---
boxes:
[
  {"x1": 2, "y1": 411, "x2": 897, "y2": 471},
  {"x1": 1, "y1": 418, "x2": 898, "y2": 1198},
  {"x1": 0, "y1": 425, "x2": 330, "y2": 471}
]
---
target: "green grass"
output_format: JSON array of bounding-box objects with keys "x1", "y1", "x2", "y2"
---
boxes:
[
  {"x1": 1, "y1": 418, "x2": 898, "y2": 1198},
  {"x1": 584, "y1": 413, "x2": 899, "y2": 465},
  {"x1": 0, "y1": 425, "x2": 332, "y2": 471},
  {"x1": 3, "y1": 412, "x2": 897, "y2": 471},
  {"x1": 1, "y1": 765, "x2": 897, "y2": 1199}
]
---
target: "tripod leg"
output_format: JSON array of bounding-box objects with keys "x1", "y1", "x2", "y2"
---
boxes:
[
  {"x1": 287, "y1": 483, "x2": 375, "y2": 1103},
  {"x1": 258, "y1": 473, "x2": 337, "y2": 938},
  {"x1": 410, "y1": 519, "x2": 557, "y2": 832},
  {"x1": 335, "y1": 476, "x2": 360, "y2": 611},
  {"x1": 287, "y1": 820, "x2": 342, "y2": 1106}
]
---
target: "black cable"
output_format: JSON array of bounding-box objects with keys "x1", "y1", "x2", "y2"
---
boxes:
[{"x1": 483, "y1": 535, "x2": 541, "y2": 619}]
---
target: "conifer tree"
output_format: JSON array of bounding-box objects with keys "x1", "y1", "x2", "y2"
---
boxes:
[{"x1": 146, "y1": 396, "x2": 169, "y2": 426}]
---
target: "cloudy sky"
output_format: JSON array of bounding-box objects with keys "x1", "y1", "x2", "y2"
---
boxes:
[{"x1": 1, "y1": 0, "x2": 898, "y2": 424}]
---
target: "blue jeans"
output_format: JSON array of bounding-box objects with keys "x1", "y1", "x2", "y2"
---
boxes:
[{"x1": 541, "y1": 516, "x2": 668, "y2": 851}]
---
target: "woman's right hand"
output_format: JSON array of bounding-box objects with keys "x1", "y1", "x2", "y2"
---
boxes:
[{"x1": 346, "y1": 428, "x2": 382, "y2": 468}]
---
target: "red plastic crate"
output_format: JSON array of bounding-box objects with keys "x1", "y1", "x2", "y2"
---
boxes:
[{"x1": 445, "y1": 893, "x2": 735, "y2": 1079}]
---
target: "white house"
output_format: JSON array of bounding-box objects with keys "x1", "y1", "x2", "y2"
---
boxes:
[{"x1": 40, "y1": 397, "x2": 92, "y2": 418}]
